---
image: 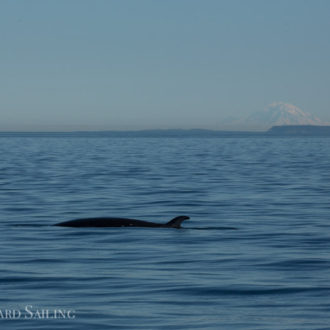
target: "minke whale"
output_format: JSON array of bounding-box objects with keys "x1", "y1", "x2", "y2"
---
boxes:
[{"x1": 54, "y1": 215, "x2": 189, "y2": 229}]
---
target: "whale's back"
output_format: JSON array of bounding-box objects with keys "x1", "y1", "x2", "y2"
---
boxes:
[{"x1": 54, "y1": 217, "x2": 161, "y2": 227}]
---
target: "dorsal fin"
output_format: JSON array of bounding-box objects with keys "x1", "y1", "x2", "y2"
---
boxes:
[{"x1": 166, "y1": 216, "x2": 190, "y2": 228}]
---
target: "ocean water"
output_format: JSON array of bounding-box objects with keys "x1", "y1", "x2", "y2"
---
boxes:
[{"x1": 0, "y1": 136, "x2": 330, "y2": 329}]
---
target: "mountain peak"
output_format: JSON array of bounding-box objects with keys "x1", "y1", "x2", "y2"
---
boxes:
[{"x1": 246, "y1": 102, "x2": 325, "y2": 128}]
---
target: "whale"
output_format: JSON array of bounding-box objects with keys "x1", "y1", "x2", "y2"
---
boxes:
[{"x1": 54, "y1": 215, "x2": 190, "y2": 228}]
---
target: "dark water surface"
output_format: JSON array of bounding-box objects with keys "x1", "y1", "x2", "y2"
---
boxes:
[{"x1": 0, "y1": 136, "x2": 330, "y2": 329}]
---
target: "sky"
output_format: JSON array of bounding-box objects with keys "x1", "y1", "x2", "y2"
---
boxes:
[{"x1": 1, "y1": 0, "x2": 330, "y2": 131}]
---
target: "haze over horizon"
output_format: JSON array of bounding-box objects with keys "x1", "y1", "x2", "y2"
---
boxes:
[{"x1": 1, "y1": 0, "x2": 330, "y2": 131}]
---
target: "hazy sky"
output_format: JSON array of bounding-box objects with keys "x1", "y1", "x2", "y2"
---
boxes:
[{"x1": 1, "y1": 0, "x2": 330, "y2": 130}]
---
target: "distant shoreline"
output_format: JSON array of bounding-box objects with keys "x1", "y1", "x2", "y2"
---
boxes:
[{"x1": 0, "y1": 125, "x2": 330, "y2": 137}]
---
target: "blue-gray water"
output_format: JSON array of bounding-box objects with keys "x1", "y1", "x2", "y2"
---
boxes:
[{"x1": 0, "y1": 136, "x2": 330, "y2": 329}]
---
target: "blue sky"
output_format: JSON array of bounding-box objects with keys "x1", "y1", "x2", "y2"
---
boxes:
[{"x1": 1, "y1": 0, "x2": 330, "y2": 130}]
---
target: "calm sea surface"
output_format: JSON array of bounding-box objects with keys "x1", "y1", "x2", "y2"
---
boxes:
[{"x1": 0, "y1": 136, "x2": 330, "y2": 329}]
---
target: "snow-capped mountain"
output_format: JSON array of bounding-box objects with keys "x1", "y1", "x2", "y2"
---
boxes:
[{"x1": 245, "y1": 102, "x2": 325, "y2": 129}]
